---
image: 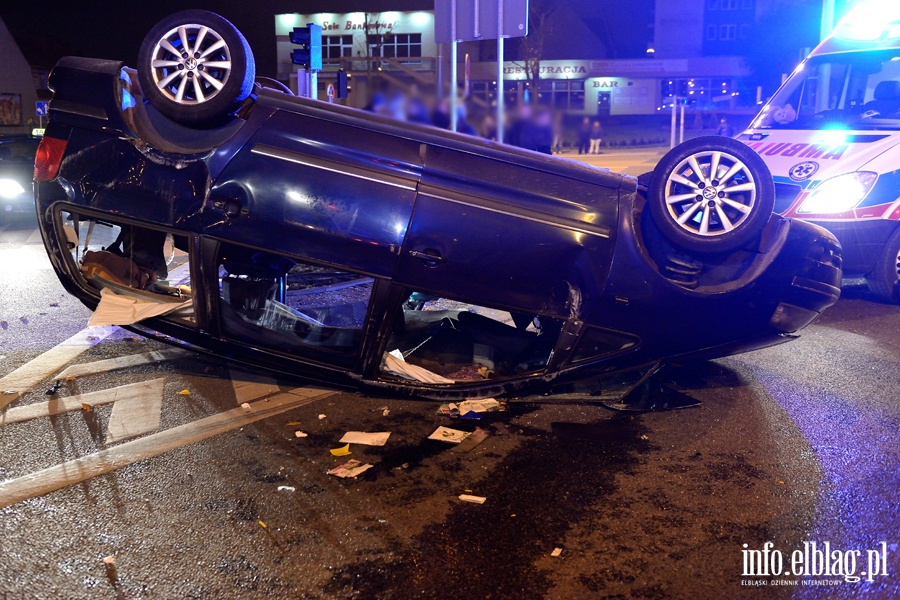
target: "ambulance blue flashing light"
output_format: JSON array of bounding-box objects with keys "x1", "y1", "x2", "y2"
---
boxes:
[{"x1": 834, "y1": 1, "x2": 900, "y2": 42}]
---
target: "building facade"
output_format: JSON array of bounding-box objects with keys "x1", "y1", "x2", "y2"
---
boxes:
[{"x1": 274, "y1": 2, "x2": 795, "y2": 117}]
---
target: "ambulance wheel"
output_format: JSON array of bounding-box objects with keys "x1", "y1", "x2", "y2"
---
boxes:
[
  {"x1": 867, "y1": 228, "x2": 900, "y2": 303},
  {"x1": 648, "y1": 136, "x2": 775, "y2": 254},
  {"x1": 138, "y1": 10, "x2": 255, "y2": 126}
]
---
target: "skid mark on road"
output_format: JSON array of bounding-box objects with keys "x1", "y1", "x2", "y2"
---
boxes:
[
  {"x1": 0, "y1": 387, "x2": 335, "y2": 509},
  {"x1": 0, "y1": 326, "x2": 116, "y2": 409},
  {"x1": 0, "y1": 379, "x2": 164, "y2": 425}
]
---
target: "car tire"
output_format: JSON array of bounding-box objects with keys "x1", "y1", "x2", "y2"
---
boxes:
[
  {"x1": 137, "y1": 10, "x2": 255, "y2": 126},
  {"x1": 648, "y1": 136, "x2": 775, "y2": 254},
  {"x1": 866, "y1": 227, "x2": 900, "y2": 303}
]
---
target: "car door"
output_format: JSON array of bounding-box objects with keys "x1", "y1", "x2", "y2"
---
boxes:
[
  {"x1": 376, "y1": 144, "x2": 621, "y2": 387},
  {"x1": 201, "y1": 107, "x2": 423, "y2": 369}
]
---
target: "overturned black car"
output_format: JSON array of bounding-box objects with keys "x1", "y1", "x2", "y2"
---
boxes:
[{"x1": 34, "y1": 11, "x2": 841, "y2": 401}]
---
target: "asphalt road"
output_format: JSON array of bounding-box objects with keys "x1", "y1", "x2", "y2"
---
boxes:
[{"x1": 0, "y1": 197, "x2": 898, "y2": 599}]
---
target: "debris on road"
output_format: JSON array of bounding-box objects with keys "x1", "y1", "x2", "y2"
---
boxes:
[
  {"x1": 102, "y1": 555, "x2": 116, "y2": 564},
  {"x1": 285, "y1": 421, "x2": 302, "y2": 426},
  {"x1": 81, "y1": 403, "x2": 93, "y2": 412},
  {"x1": 437, "y1": 403, "x2": 460, "y2": 417},
  {"x1": 177, "y1": 389, "x2": 190, "y2": 396},
  {"x1": 551, "y1": 548, "x2": 563, "y2": 557},
  {"x1": 318, "y1": 414, "x2": 327, "y2": 420},
  {"x1": 428, "y1": 426, "x2": 470, "y2": 444},
  {"x1": 458, "y1": 398, "x2": 500, "y2": 416},
  {"x1": 459, "y1": 494, "x2": 486, "y2": 504},
  {"x1": 450, "y1": 427, "x2": 489, "y2": 453},
  {"x1": 277, "y1": 485, "x2": 296, "y2": 493},
  {"x1": 45, "y1": 380, "x2": 62, "y2": 395},
  {"x1": 241, "y1": 403, "x2": 252, "y2": 411},
  {"x1": 380, "y1": 406, "x2": 391, "y2": 417},
  {"x1": 382, "y1": 350, "x2": 455, "y2": 384},
  {"x1": 330, "y1": 443, "x2": 352, "y2": 456},
  {"x1": 294, "y1": 431, "x2": 308, "y2": 438},
  {"x1": 339, "y1": 431, "x2": 391, "y2": 446},
  {"x1": 328, "y1": 459, "x2": 373, "y2": 478}
]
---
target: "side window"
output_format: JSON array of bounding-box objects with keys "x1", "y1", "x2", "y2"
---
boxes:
[
  {"x1": 57, "y1": 209, "x2": 195, "y2": 325},
  {"x1": 380, "y1": 291, "x2": 562, "y2": 384},
  {"x1": 216, "y1": 242, "x2": 373, "y2": 364}
]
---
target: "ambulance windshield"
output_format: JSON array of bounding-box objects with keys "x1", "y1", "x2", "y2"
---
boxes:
[{"x1": 754, "y1": 50, "x2": 900, "y2": 131}]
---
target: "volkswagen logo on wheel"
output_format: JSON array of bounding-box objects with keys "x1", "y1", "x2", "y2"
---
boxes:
[{"x1": 789, "y1": 161, "x2": 819, "y2": 182}]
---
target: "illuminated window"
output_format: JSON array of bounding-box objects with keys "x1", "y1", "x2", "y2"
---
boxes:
[
  {"x1": 368, "y1": 33, "x2": 422, "y2": 62},
  {"x1": 322, "y1": 35, "x2": 354, "y2": 60}
]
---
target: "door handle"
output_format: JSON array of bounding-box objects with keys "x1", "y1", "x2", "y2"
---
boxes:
[{"x1": 408, "y1": 249, "x2": 446, "y2": 267}]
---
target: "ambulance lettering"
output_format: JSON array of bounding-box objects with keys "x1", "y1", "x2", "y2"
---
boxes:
[{"x1": 745, "y1": 141, "x2": 850, "y2": 160}]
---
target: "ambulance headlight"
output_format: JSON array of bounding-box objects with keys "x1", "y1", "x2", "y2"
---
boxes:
[
  {"x1": 0, "y1": 178, "x2": 27, "y2": 199},
  {"x1": 798, "y1": 172, "x2": 878, "y2": 214}
]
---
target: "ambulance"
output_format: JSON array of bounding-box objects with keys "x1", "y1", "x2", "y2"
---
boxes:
[{"x1": 742, "y1": 0, "x2": 900, "y2": 301}]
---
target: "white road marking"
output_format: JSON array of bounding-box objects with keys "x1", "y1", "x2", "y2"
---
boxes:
[
  {"x1": 229, "y1": 368, "x2": 280, "y2": 405},
  {"x1": 0, "y1": 387, "x2": 335, "y2": 509},
  {"x1": 0, "y1": 379, "x2": 164, "y2": 426},
  {"x1": 105, "y1": 380, "x2": 165, "y2": 444},
  {"x1": 0, "y1": 326, "x2": 116, "y2": 409},
  {"x1": 25, "y1": 227, "x2": 43, "y2": 245},
  {"x1": 55, "y1": 348, "x2": 188, "y2": 380}
]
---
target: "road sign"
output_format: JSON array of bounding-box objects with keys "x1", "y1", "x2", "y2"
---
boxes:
[
  {"x1": 435, "y1": 0, "x2": 529, "y2": 43},
  {"x1": 35, "y1": 101, "x2": 49, "y2": 117}
]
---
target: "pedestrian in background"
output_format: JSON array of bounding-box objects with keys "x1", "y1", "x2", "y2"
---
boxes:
[
  {"x1": 716, "y1": 117, "x2": 735, "y2": 137},
  {"x1": 578, "y1": 117, "x2": 591, "y2": 155},
  {"x1": 588, "y1": 120, "x2": 603, "y2": 154}
]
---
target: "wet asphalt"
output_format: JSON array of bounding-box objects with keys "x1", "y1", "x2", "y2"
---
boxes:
[{"x1": 0, "y1": 209, "x2": 898, "y2": 599}]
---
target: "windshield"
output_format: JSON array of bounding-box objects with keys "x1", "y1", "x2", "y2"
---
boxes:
[{"x1": 754, "y1": 49, "x2": 900, "y2": 131}]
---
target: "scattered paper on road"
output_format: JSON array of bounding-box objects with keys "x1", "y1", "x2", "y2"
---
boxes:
[
  {"x1": 551, "y1": 548, "x2": 563, "y2": 557},
  {"x1": 458, "y1": 398, "x2": 500, "y2": 415},
  {"x1": 328, "y1": 459, "x2": 373, "y2": 478},
  {"x1": 428, "y1": 426, "x2": 470, "y2": 444},
  {"x1": 459, "y1": 494, "x2": 486, "y2": 504},
  {"x1": 329, "y1": 443, "x2": 352, "y2": 456},
  {"x1": 450, "y1": 427, "x2": 489, "y2": 453},
  {"x1": 294, "y1": 431, "x2": 308, "y2": 438},
  {"x1": 339, "y1": 431, "x2": 391, "y2": 446}
]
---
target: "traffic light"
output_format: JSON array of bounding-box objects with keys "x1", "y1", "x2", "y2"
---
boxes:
[
  {"x1": 290, "y1": 24, "x2": 322, "y2": 71},
  {"x1": 337, "y1": 69, "x2": 349, "y2": 99}
]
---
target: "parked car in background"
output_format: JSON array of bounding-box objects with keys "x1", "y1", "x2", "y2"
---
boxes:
[
  {"x1": 0, "y1": 135, "x2": 40, "y2": 221},
  {"x1": 33, "y1": 11, "x2": 842, "y2": 400}
]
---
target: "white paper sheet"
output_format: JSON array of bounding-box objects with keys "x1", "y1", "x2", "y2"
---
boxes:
[
  {"x1": 88, "y1": 288, "x2": 192, "y2": 327},
  {"x1": 339, "y1": 431, "x2": 391, "y2": 446}
]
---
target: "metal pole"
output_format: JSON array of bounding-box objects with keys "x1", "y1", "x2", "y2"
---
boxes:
[
  {"x1": 670, "y1": 100, "x2": 677, "y2": 148},
  {"x1": 679, "y1": 104, "x2": 685, "y2": 144},
  {"x1": 310, "y1": 72, "x2": 318, "y2": 100},
  {"x1": 450, "y1": 0, "x2": 458, "y2": 132},
  {"x1": 497, "y1": 38, "x2": 504, "y2": 143},
  {"x1": 451, "y1": 42, "x2": 458, "y2": 132},
  {"x1": 820, "y1": 0, "x2": 836, "y2": 42},
  {"x1": 437, "y1": 43, "x2": 444, "y2": 98},
  {"x1": 496, "y1": 0, "x2": 504, "y2": 143}
]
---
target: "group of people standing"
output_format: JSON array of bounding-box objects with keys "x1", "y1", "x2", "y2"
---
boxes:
[{"x1": 577, "y1": 117, "x2": 604, "y2": 155}]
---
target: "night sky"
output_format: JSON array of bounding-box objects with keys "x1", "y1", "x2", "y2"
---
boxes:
[{"x1": 0, "y1": 1, "x2": 433, "y2": 76}]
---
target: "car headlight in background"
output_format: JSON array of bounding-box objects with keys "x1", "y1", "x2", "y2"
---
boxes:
[
  {"x1": 797, "y1": 172, "x2": 878, "y2": 214},
  {"x1": 0, "y1": 178, "x2": 27, "y2": 199}
]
